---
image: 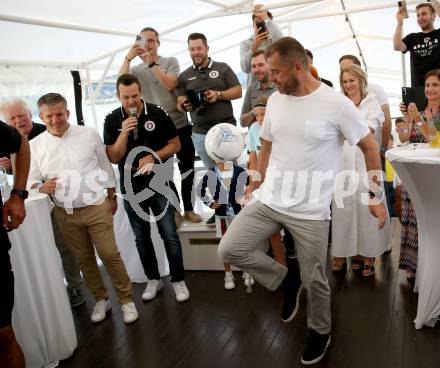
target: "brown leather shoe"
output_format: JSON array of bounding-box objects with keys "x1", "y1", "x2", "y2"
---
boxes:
[{"x1": 183, "y1": 211, "x2": 202, "y2": 223}]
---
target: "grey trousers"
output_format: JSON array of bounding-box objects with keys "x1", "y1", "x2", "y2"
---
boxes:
[
  {"x1": 51, "y1": 210, "x2": 83, "y2": 291},
  {"x1": 218, "y1": 200, "x2": 331, "y2": 334}
]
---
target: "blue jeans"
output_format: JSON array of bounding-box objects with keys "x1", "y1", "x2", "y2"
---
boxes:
[
  {"x1": 192, "y1": 132, "x2": 216, "y2": 170},
  {"x1": 123, "y1": 194, "x2": 185, "y2": 282}
]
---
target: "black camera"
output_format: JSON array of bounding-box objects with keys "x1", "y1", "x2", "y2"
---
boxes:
[{"x1": 186, "y1": 89, "x2": 207, "y2": 110}]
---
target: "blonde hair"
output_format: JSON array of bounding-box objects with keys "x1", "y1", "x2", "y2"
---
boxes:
[{"x1": 339, "y1": 64, "x2": 368, "y2": 101}]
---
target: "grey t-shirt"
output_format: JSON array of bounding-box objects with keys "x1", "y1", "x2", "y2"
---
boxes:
[
  {"x1": 130, "y1": 56, "x2": 188, "y2": 129},
  {"x1": 177, "y1": 59, "x2": 240, "y2": 134},
  {"x1": 241, "y1": 81, "x2": 277, "y2": 115}
]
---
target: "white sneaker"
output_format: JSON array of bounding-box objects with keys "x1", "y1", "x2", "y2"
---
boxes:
[
  {"x1": 121, "y1": 302, "x2": 139, "y2": 324},
  {"x1": 172, "y1": 281, "x2": 190, "y2": 302},
  {"x1": 91, "y1": 299, "x2": 111, "y2": 323},
  {"x1": 243, "y1": 272, "x2": 255, "y2": 287},
  {"x1": 142, "y1": 279, "x2": 163, "y2": 301},
  {"x1": 224, "y1": 271, "x2": 235, "y2": 290}
]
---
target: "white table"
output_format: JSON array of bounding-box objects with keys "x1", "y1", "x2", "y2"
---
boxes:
[
  {"x1": 8, "y1": 194, "x2": 77, "y2": 367},
  {"x1": 112, "y1": 167, "x2": 169, "y2": 282},
  {"x1": 387, "y1": 144, "x2": 440, "y2": 329},
  {"x1": 113, "y1": 197, "x2": 169, "y2": 282}
]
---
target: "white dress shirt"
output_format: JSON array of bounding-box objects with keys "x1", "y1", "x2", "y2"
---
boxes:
[{"x1": 28, "y1": 124, "x2": 117, "y2": 210}]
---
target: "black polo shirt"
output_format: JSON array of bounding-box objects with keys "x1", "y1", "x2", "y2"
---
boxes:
[
  {"x1": 177, "y1": 58, "x2": 240, "y2": 134},
  {"x1": 28, "y1": 122, "x2": 47, "y2": 140},
  {"x1": 103, "y1": 100, "x2": 178, "y2": 195},
  {"x1": 0, "y1": 121, "x2": 22, "y2": 252}
]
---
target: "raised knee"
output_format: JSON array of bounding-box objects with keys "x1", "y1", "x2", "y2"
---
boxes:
[{"x1": 218, "y1": 237, "x2": 248, "y2": 264}]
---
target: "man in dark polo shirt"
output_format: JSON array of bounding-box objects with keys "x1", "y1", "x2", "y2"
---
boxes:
[
  {"x1": 104, "y1": 74, "x2": 190, "y2": 303},
  {"x1": 176, "y1": 32, "x2": 242, "y2": 171},
  {"x1": 240, "y1": 50, "x2": 277, "y2": 127},
  {"x1": 0, "y1": 98, "x2": 85, "y2": 308},
  {"x1": 394, "y1": 1, "x2": 440, "y2": 87},
  {"x1": 0, "y1": 120, "x2": 30, "y2": 368},
  {"x1": 119, "y1": 26, "x2": 202, "y2": 224}
]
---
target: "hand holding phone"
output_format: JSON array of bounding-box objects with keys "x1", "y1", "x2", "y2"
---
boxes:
[
  {"x1": 402, "y1": 86, "x2": 427, "y2": 112},
  {"x1": 255, "y1": 20, "x2": 267, "y2": 34},
  {"x1": 135, "y1": 34, "x2": 147, "y2": 49},
  {"x1": 397, "y1": 1, "x2": 409, "y2": 19}
]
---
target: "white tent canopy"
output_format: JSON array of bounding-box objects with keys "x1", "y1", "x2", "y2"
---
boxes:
[{"x1": 0, "y1": 0, "x2": 433, "y2": 128}]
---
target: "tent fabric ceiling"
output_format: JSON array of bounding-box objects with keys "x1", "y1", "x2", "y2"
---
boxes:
[{"x1": 0, "y1": 0, "x2": 436, "y2": 116}]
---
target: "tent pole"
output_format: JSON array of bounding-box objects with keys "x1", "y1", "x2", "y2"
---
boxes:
[
  {"x1": 401, "y1": 54, "x2": 407, "y2": 87},
  {"x1": 84, "y1": 67, "x2": 98, "y2": 131},
  {"x1": 90, "y1": 53, "x2": 116, "y2": 106},
  {"x1": 279, "y1": 0, "x2": 420, "y2": 22}
]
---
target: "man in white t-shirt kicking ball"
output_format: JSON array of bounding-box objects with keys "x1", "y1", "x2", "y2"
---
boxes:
[{"x1": 218, "y1": 37, "x2": 387, "y2": 366}]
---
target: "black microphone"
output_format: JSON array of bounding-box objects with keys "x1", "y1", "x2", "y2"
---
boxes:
[{"x1": 129, "y1": 107, "x2": 139, "y2": 140}]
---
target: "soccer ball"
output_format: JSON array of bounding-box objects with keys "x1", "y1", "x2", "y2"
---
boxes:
[{"x1": 205, "y1": 123, "x2": 245, "y2": 162}]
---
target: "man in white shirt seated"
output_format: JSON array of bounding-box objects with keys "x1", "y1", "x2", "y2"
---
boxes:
[{"x1": 28, "y1": 93, "x2": 138, "y2": 325}]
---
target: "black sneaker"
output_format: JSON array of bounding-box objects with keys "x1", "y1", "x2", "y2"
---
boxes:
[
  {"x1": 206, "y1": 214, "x2": 216, "y2": 227},
  {"x1": 68, "y1": 287, "x2": 86, "y2": 308},
  {"x1": 281, "y1": 258, "x2": 303, "y2": 322},
  {"x1": 301, "y1": 329, "x2": 331, "y2": 366}
]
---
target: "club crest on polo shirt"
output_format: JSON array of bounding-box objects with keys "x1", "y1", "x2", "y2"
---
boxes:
[
  {"x1": 144, "y1": 120, "x2": 155, "y2": 131},
  {"x1": 209, "y1": 70, "x2": 219, "y2": 79}
]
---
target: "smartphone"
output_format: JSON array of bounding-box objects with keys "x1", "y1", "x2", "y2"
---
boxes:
[
  {"x1": 135, "y1": 34, "x2": 146, "y2": 49},
  {"x1": 398, "y1": 1, "x2": 409, "y2": 18},
  {"x1": 255, "y1": 20, "x2": 266, "y2": 34},
  {"x1": 402, "y1": 87, "x2": 427, "y2": 111}
]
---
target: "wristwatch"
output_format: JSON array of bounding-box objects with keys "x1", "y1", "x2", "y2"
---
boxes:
[
  {"x1": 148, "y1": 61, "x2": 158, "y2": 68},
  {"x1": 217, "y1": 91, "x2": 223, "y2": 100},
  {"x1": 11, "y1": 189, "x2": 29, "y2": 200}
]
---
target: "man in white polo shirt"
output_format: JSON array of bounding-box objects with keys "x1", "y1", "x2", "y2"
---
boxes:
[
  {"x1": 28, "y1": 93, "x2": 138, "y2": 325},
  {"x1": 218, "y1": 37, "x2": 386, "y2": 366}
]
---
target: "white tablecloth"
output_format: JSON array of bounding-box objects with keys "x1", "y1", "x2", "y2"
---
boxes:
[
  {"x1": 8, "y1": 194, "x2": 77, "y2": 367},
  {"x1": 113, "y1": 197, "x2": 169, "y2": 282},
  {"x1": 387, "y1": 144, "x2": 440, "y2": 329}
]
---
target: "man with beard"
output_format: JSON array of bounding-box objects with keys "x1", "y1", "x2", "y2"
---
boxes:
[
  {"x1": 240, "y1": 50, "x2": 277, "y2": 128},
  {"x1": 177, "y1": 32, "x2": 241, "y2": 226},
  {"x1": 176, "y1": 33, "x2": 242, "y2": 172},
  {"x1": 394, "y1": 1, "x2": 440, "y2": 87},
  {"x1": 218, "y1": 37, "x2": 387, "y2": 365}
]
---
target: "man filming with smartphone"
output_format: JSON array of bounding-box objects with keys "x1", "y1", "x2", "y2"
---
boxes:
[
  {"x1": 394, "y1": 1, "x2": 440, "y2": 87},
  {"x1": 240, "y1": 4, "x2": 283, "y2": 86},
  {"x1": 120, "y1": 27, "x2": 202, "y2": 224}
]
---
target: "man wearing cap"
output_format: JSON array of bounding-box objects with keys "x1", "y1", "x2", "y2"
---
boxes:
[{"x1": 240, "y1": 4, "x2": 283, "y2": 86}]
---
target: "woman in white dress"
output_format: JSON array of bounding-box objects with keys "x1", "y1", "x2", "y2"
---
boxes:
[{"x1": 332, "y1": 65, "x2": 391, "y2": 276}]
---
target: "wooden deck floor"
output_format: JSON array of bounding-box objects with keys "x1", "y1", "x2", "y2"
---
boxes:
[{"x1": 59, "y1": 220, "x2": 440, "y2": 368}]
